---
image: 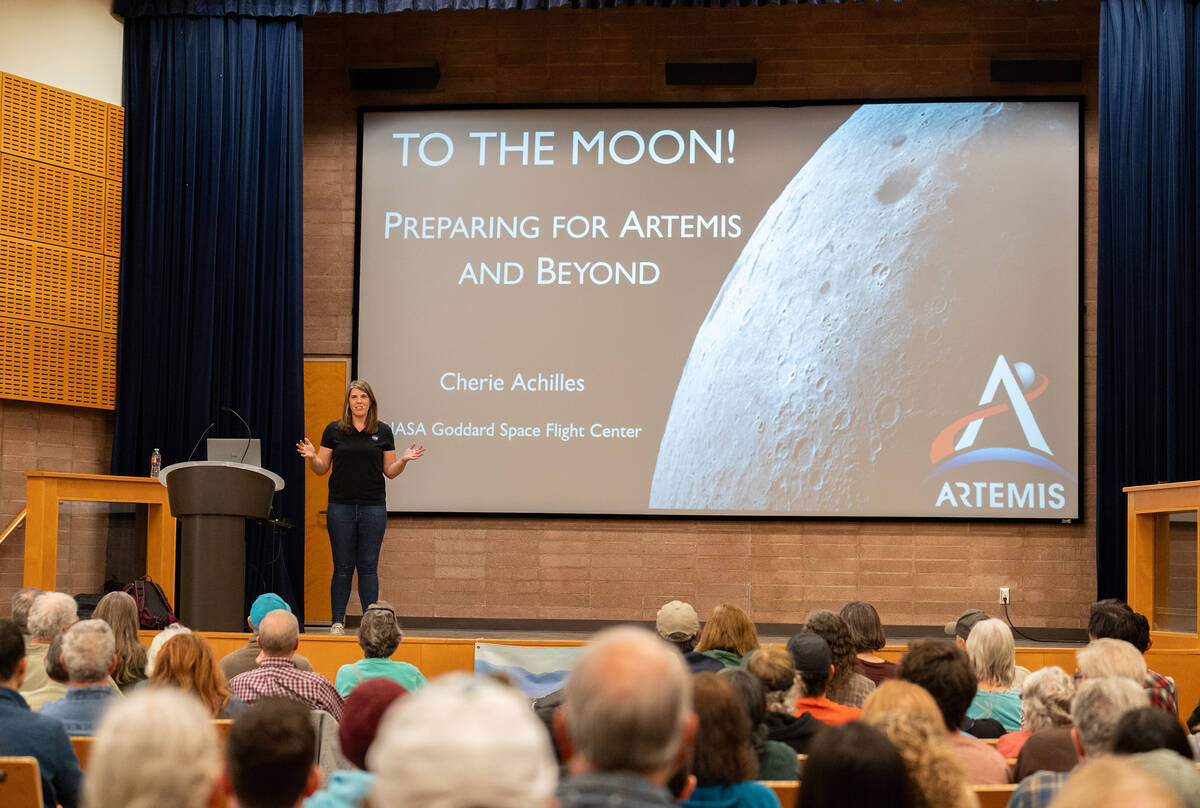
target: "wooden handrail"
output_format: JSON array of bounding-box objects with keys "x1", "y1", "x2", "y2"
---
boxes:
[{"x1": 0, "y1": 508, "x2": 26, "y2": 547}]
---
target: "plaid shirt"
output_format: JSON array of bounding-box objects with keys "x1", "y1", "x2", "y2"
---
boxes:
[
  {"x1": 1008, "y1": 770, "x2": 1069, "y2": 808},
  {"x1": 1145, "y1": 669, "x2": 1178, "y2": 717},
  {"x1": 831, "y1": 672, "x2": 876, "y2": 708},
  {"x1": 229, "y1": 657, "x2": 344, "y2": 721}
]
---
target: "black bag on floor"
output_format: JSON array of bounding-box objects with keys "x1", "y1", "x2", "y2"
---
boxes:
[{"x1": 122, "y1": 577, "x2": 179, "y2": 630}]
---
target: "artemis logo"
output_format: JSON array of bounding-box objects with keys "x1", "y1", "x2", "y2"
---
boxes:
[{"x1": 928, "y1": 354, "x2": 1075, "y2": 484}]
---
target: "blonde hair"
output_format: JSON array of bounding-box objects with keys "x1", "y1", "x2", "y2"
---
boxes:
[
  {"x1": 862, "y1": 682, "x2": 973, "y2": 808},
  {"x1": 1076, "y1": 638, "x2": 1147, "y2": 683},
  {"x1": 695, "y1": 604, "x2": 760, "y2": 658},
  {"x1": 744, "y1": 646, "x2": 801, "y2": 715},
  {"x1": 1019, "y1": 666, "x2": 1074, "y2": 731},
  {"x1": 1050, "y1": 756, "x2": 1183, "y2": 808},
  {"x1": 965, "y1": 618, "x2": 1016, "y2": 688},
  {"x1": 85, "y1": 689, "x2": 220, "y2": 808}
]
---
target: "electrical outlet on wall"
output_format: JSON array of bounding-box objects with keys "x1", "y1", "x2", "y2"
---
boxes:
[{"x1": 1000, "y1": 587, "x2": 1011, "y2": 605}]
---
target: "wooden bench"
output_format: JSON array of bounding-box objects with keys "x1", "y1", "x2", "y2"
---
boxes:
[
  {"x1": 761, "y1": 780, "x2": 798, "y2": 808},
  {"x1": 0, "y1": 756, "x2": 44, "y2": 808},
  {"x1": 973, "y1": 784, "x2": 1018, "y2": 808}
]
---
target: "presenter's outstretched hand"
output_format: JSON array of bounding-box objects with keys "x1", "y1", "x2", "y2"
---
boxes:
[
  {"x1": 401, "y1": 444, "x2": 425, "y2": 462},
  {"x1": 296, "y1": 438, "x2": 317, "y2": 459}
]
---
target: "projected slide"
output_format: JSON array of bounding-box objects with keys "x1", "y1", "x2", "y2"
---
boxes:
[{"x1": 356, "y1": 101, "x2": 1080, "y2": 518}]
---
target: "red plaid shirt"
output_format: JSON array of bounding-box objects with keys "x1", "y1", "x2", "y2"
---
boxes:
[
  {"x1": 229, "y1": 656, "x2": 344, "y2": 721},
  {"x1": 1145, "y1": 669, "x2": 1178, "y2": 717}
]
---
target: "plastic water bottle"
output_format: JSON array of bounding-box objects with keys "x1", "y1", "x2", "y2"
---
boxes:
[{"x1": 150, "y1": 448, "x2": 162, "y2": 478}]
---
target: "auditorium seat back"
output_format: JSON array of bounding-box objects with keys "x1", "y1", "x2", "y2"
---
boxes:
[{"x1": 0, "y1": 756, "x2": 44, "y2": 808}]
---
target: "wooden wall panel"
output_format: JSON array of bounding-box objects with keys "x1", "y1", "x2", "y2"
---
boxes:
[{"x1": 0, "y1": 71, "x2": 122, "y2": 411}]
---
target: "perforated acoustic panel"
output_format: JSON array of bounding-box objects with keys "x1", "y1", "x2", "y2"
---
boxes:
[{"x1": 0, "y1": 72, "x2": 122, "y2": 410}]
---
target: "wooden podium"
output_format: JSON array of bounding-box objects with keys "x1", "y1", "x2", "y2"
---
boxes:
[
  {"x1": 23, "y1": 471, "x2": 177, "y2": 604},
  {"x1": 1125, "y1": 481, "x2": 1200, "y2": 649}
]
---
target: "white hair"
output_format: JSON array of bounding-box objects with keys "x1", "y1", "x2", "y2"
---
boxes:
[
  {"x1": 965, "y1": 618, "x2": 1016, "y2": 688},
  {"x1": 84, "y1": 689, "x2": 219, "y2": 808},
  {"x1": 369, "y1": 673, "x2": 557, "y2": 808},
  {"x1": 1077, "y1": 638, "x2": 1147, "y2": 683},
  {"x1": 61, "y1": 619, "x2": 115, "y2": 683},
  {"x1": 563, "y1": 626, "x2": 693, "y2": 773},
  {"x1": 1071, "y1": 677, "x2": 1148, "y2": 757},
  {"x1": 27, "y1": 591, "x2": 77, "y2": 640},
  {"x1": 145, "y1": 623, "x2": 191, "y2": 676},
  {"x1": 1019, "y1": 666, "x2": 1075, "y2": 731}
]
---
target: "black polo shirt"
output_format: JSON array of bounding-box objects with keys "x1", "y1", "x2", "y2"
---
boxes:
[{"x1": 321, "y1": 421, "x2": 395, "y2": 505}]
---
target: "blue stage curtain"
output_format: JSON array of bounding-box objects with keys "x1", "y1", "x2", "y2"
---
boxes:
[
  {"x1": 1097, "y1": 0, "x2": 1200, "y2": 600},
  {"x1": 112, "y1": 0, "x2": 880, "y2": 16},
  {"x1": 111, "y1": 15, "x2": 307, "y2": 622}
]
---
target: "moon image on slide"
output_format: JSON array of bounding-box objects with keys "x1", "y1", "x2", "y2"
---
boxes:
[{"x1": 649, "y1": 102, "x2": 1073, "y2": 514}]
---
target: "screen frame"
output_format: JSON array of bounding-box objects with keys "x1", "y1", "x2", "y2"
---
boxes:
[{"x1": 350, "y1": 95, "x2": 1087, "y2": 523}]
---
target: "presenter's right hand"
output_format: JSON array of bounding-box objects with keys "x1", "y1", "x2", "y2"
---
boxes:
[{"x1": 296, "y1": 438, "x2": 316, "y2": 459}]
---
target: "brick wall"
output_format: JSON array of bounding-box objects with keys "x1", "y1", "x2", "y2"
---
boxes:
[
  {"x1": 303, "y1": 0, "x2": 1101, "y2": 630},
  {"x1": 0, "y1": 399, "x2": 114, "y2": 609}
]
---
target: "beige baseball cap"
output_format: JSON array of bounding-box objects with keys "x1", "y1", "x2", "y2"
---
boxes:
[{"x1": 656, "y1": 600, "x2": 700, "y2": 641}]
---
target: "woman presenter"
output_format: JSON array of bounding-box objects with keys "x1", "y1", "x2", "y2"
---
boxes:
[{"x1": 297, "y1": 380, "x2": 424, "y2": 634}]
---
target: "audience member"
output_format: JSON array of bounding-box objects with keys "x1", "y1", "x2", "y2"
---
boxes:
[
  {"x1": 0, "y1": 617, "x2": 82, "y2": 808},
  {"x1": 1048, "y1": 756, "x2": 1183, "y2": 808},
  {"x1": 226, "y1": 697, "x2": 320, "y2": 808},
  {"x1": 944, "y1": 608, "x2": 989, "y2": 648},
  {"x1": 861, "y1": 681, "x2": 974, "y2": 808},
  {"x1": 150, "y1": 631, "x2": 246, "y2": 718},
  {"x1": 1126, "y1": 750, "x2": 1200, "y2": 808},
  {"x1": 85, "y1": 688, "x2": 221, "y2": 808},
  {"x1": 1087, "y1": 598, "x2": 1177, "y2": 716},
  {"x1": 145, "y1": 622, "x2": 191, "y2": 675},
  {"x1": 92, "y1": 590, "x2": 149, "y2": 690},
  {"x1": 996, "y1": 665, "x2": 1074, "y2": 759},
  {"x1": 221, "y1": 593, "x2": 315, "y2": 680},
  {"x1": 334, "y1": 601, "x2": 427, "y2": 698},
  {"x1": 305, "y1": 679, "x2": 408, "y2": 808},
  {"x1": 40, "y1": 618, "x2": 120, "y2": 735},
  {"x1": 657, "y1": 600, "x2": 701, "y2": 653},
  {"x1": 20, "y1": 590, "x2": 77, "y2": 706},
  {"x1": 896, "y1": 638, "x2": 1009, "y2": 784},
  {"x1": 1112, "y1": 707, "x2": 1192, "y2": 759},
  {"x1": 554, "y1": 626, "x2": 696, "y2": 808},
  {"x1": 11, "y1": 586, "x2": 42, "y2": 641},
  {"x1": 719, "y1": 668, "x2": 797, "y2": 781},
  {"x1": 787, "y1": 632, "x2": 861, "y2": 725},
  {"x1": 683, "y1": 671, "x2": 780, "y2": 808},
  {"x1": 1012, "y1": 641, "x2": 1145, "y2": 782},
  {"x1": 44, "y1": 630, "x2": 70, "y2": 685},
  {"x1": 744, "y1": 645, "x2": 825, "y2": 753},
  {"x1": 1008, "y1": 677, "x2": 1147, "y2": 808},
  {"x1": 804, "y1": 609, "x2": 875, "y2": 707},
  {"x1": 1077, "y1": 637, "x2": 1147, "y2": 682},
  {"x1": 693, "y1": 603, "x2": 760, "y2": 669},
  {"x1": 229, "y1": 609, "x2": 344, "y2": 720},
  {"x1": 840, "y1": 600, "x2": 897, "y2": 685},
  {"x1": 798, "y1": 722, "x2": 913, "y2": 808},
  {"x1": 371, "y1": 673, "x2": 557, "y2": 808},
  {"x1": 964, "y1": 618, "x2": 1022, "y2": 731}
]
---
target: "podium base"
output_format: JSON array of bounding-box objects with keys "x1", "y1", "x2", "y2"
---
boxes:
[{"x1": 178, "y1": 514, "x2": 246, "y2": 632}]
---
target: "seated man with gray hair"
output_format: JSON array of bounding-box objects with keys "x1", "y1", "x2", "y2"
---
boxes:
[
  {"x1": 369, "y1": 673, "x2": 558, "y2": 808},
  {"x1": 228, "y1": 609, "x2": 344, "y2": 720},
  {"x1": 1008, "y1": 676, "x2": 1148, "y2": 808},
  {"x1": 20, "y1": 590, "x2": 78, "y2": 708},
  {"x1": 554, "y1": 626, "x2": 698, "y2": 807},
  {"x1": 40, "y1": 619, "x2": 121, "y2": 735}
]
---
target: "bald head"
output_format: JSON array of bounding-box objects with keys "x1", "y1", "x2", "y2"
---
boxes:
[
  {"x1": 258, "y1": 609, "x2": 300, "y2": 657},
  {"x1": 562, "y1": 626, "x2": 693, "y2": 774}
]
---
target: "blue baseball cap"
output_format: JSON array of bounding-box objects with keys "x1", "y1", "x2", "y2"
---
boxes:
[{"x1": 249, "y1": 593, "x2": 292, "y2": 629}]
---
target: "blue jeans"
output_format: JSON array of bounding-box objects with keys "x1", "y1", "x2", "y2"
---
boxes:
[{"x1": 326, "y1": 503, "x2": 387, "y2": 624}]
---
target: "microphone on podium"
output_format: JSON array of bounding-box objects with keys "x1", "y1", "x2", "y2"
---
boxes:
[{"x1": 222, "y1": 407, "x2": 253, "y2": 463}]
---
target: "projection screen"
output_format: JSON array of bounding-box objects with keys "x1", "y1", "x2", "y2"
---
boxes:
[{"x1": 355, "y1": 100, "x2": 1081, "y2": 519}]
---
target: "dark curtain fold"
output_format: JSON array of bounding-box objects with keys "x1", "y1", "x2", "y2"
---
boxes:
[
  {"x1": 112, "y1": 0, "x2": 879, "y2": 17},
  {"x1": 1097, "y1": 0, "x2": 1200, "y2": 599},
  {"x1": 112, "y1": 15, "x2": 307, "y2": 622}
]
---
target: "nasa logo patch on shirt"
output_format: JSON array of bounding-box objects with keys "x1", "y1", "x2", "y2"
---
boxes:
[{"x1": 372, "y1": 435, "x2": 379, "y2": 440}]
